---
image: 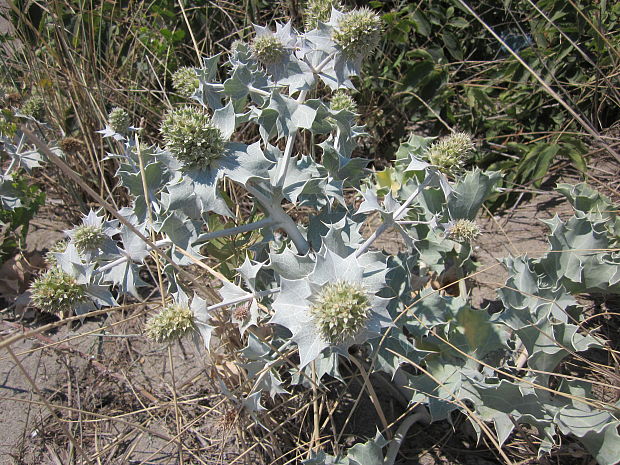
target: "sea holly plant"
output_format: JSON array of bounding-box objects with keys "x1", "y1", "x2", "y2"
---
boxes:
[{"x1": 33, "y1": 6, "x2": 620, "y2": 465}]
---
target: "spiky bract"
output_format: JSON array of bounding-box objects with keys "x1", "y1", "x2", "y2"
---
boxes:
[
  {"x1": 30, "y1": 268, "x2": 86, "y2": 314},
  {"x1": 304, "y1": 0, "x2": 343, "y2": 30},
  {"x1": 309, "y1": 281, "x2": 370, "y2": 344},
  {"x1": 333, "y1": 8, "x2": 382, "y2": 59},
  {"x1": 73, "y1": 225, "x2": 106, "y2": 253},
  {"x1": 172, "y1": 66, "x2": 199, "y2": 98},
  {"x1": 426, "y1": 132, "x2": 474, "y2": 176},
  {"x1": 330, "y1": 90, "x2": 357, "y2": 113},
  {"x1": 160, "y1": 106, "x2": 225, "y2": 171},
  {"x1": 252, "y1": 35, "x2": 287, "y2": 65},
  {"x1": 145, "y1": 304, "x2": 195, "y2": 343},
  {"x1": 108, "y1": 107, "x2": 130, "y2": 134},
  {"x1": 45, "y1": 240, "x2": 68, "y2": 267},
  {"x1": 448, "y1": 219, "x2": 481, "y2": 243}
]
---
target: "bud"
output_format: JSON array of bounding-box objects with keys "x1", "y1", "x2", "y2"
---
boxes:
[
  {"x1": 251, "y1": 35, "x2": 287, "y2": 65},
  {"x1": 447, "y1": 219, "x2": 481, "y2": 243},
  {"x1": 426, "y1": 132, "x2": 474, "y2": 176},
  {"x1": 30, "y1": 268, "x2": 86, "y2": 315},
  {"x1": 309, "y1": 281, "x2": 370, "y2": 344},
  {"x1": 20, "y1": 94, "x2": 44, "y2": 120},
  {"x1": 59, "y1": 137, "x2": 85, "y2": 156},
  {"x1": 145, "y1": 304, "x2": 195, "y2": 343},
  {"x1": 330, "y1": 90, "x2": 357, "y2": 113},
  {"x1": 108, "y1": 107, "x2": 131, "y2": 134},
  {"x1": 45, "y1": 240, "x2": 68, "y2": 267},
  {"x1": 172, "y1": 66, "x2": 199, "y2": 98},
  {"x1": 304, "y1": 0, "x2": 343, "y2": 30},
  {"x1": 160, "y1": 106, "x2": 225, "y2": 171},
  {"x1": 333, "y1": 8, "x2": 382, "y2": 59},
  {"x1": 72, "y1": 225, "x2": 106, "y2": 254}
]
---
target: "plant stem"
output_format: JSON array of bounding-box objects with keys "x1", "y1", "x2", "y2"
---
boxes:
[
  {"x1": 205, "y1": 288, "x2": 279, "y2": 314},
  {"x1": 355, "y1": 179, "x2": 429, "y2": 258},
  {"x1": 194, "y1": 217, "x2": 275, "y2": 244},
  {"x1": 246, "y1": 183, "x2": 310, "y2": 254},
  {"x1": 383, "y1": 406, "x2": 431, "y2": 465},
  {"x1": 275, "y1": 89, "x2": 309, "y2": 187}
]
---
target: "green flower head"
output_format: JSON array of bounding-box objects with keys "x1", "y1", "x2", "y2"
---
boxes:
[
  {"x1": 20, "y1": 94, "x2": 44, "y2": 120},
  {"x1": 30, "y1": 268, "x2": 87, "y2": 315},
  {"x1": 172, "y1": 66, "x2": 199, "y2": 98},
  {"x1": 309, "y1": 280, "x2": 370, "y2": 344},
  {"x1": 447, "y1": 219, "x2": 481, "y2": 243},
  {"x1": 330, "y1": 90, "x2": 357, "y2": 113},
  {"x1": 160, "y1": 106, "x2": 225, "y2": 171},
  {"x1": 72, "y1": 225, "x2": 106, "y2": 254},
  {"x1": 333, "y1": 8, "x2": 382, "y2": 59},
  {"x1": 108, "y1": 107, "x2": 131, "y2": 134},
  {"x1": 304, "y1": 0, "x2": 343, "y2": 30},
  {"x1": 145, "y1": 304, "x2": 195, "y2": 343},
  {"x1": 426, "y1": 132, "x2": 474, "y2": 176},
  {"x1": 252, "y1": 35, "x2": 287, "y2": 65}
]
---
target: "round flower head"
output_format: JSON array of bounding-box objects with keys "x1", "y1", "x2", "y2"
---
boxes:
[
  {"x1": 45, "y1": 240, "x2": 68, "y2": 267},
  {"x1": 309, "y1": 281, "x2": 370, "y2": 344},
  {"x1": 333, "y1": 8, "x2": 382, "y2": 59},
  {"x1": 160, "y1": 106, "x2": 225, "y2": 171},
  {"x1": 20, "y1": 94, "x2": 44, "y2": 120},
  {"x1": 426, "y1": 132, "x2": 474, "y2": 176},
  {"x1": 59, "y1": 137, "x2": 84, "y2": 156},
  {"x1": 304, "y1": 0, "x2": 343, "y2": 30},
  {"x1": 447, "y1": 219, "x2": 481, "y2": 243},
  {"x1": 330, "y1": 90, "x2": 357, "y2": 113},
  {"x1": 72, "y1": 225, "x2": 106, "y2": 254},
  {"x1": 30, "y1": 268, "x2": 86, "y2": 315},
  {"x1": 172, "y1": 66, "x2": 199, "y2": 98},
  {"x1": 145, "y1": 304, "x2": 195, "y2": 343},
  {"x1": 108, "y1": 107, "x2": 131, "y2": 134},
  {"x1": 251, "y1": 34, "x2": 287, "y2": 65}
]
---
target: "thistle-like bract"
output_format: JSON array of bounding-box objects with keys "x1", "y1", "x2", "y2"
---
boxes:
[
  {"x1": 309, "y1": 281, "x2": 370, "y2": 344},
  {"x1": 172, "y1": 66, "x2": 199, "y2": 98},
  {"x1": 252, "y1": 35, "x2": 287, "y2": 65},
  {"x1": 160, "y1": 106, "x2": 225, "y2": 171},
  {"x1": 145, "y1": 304, "x2": 195, "y2": 343},
  {"x1": 30, "y1": 268, "x2": 87, "y2": 314},
  {"x1": 45, "y1": 240, "x2": 68, "y2": 267},
  {"x1": 426, "y1": 132, "x2": 474, "y2": 176},
  {"x1": 333, "y1": 8, "x2": 382, "y2": 59},
  {"x1": 330, "y1": 90, "x2": 357, "y2": 113},
  {"x1": 447, "y1": 219, "x2": 481, "y2": 243},
  {"x1": 72, "y1": 225, "x2": 106, "y2": 253},
  {"x1": 304, "y1": 0, "x2": 343, "y2": 30},
  {"x1": 108, "y1": 107, "x2": 131, "y2": 134}
]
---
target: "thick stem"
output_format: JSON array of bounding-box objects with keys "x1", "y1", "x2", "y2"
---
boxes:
[
  {"x1": 95, "y1": 239, "x2": 173, "y2": 275},
  {"x1": 275, "y1": 89, "x2": 309, "y2": 187},
  {"x1": 205, "y1": 288, "x2": 279, "y2": 314},
  {"x1": 246, "y1": 184, "x2": 310, "y2": 255},
  {"x1": 383, "y1": 406, "x2": 431, "y2": 465}
]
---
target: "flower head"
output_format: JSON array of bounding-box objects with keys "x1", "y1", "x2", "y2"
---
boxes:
[
  {"x1": 252, "y1": 35, "x2": 287, "y2": 65},
  {"x1": 20, "y1": 94, "x2": 44, "y2": 120},
  {"x1": 447, "y1": 219, "x2": 481, "y2": 243},
  {"x1": 72, "y1": 225, "x2": 106, "y2": 254},
  {"x1": 172, "y1": 66, "x2": 199, "y2": 98},
  {"x1": 426, "y1": 132, "x2": 474, "y2": 176},
  {"x1": 30, "y1": 268, "x2": 87, "y2": 315},
  {"x1": 108, "y1": 107, "x2": 131, "y2": 134},
  {"x1": 304, "y1": 0, "x2": 343, "y2": 30},
  {"x1": 333, "y1": 8, "x2": 382, "y2": 59},
  {"x1": 309, "y1": 280, "x2": 370, "y2": 344},
  {"x1": 145, "y1": 304, "x2": 195, "y2": 343},
  {"x1": 330, "y1": 90, "x2": 357, "y2": 113},
  {"x1": 160, "y1": 106, "x2": 225, "y2": 171},
  {"x1": 59, "y1": 137, "x2": 84, "y2": 155}
]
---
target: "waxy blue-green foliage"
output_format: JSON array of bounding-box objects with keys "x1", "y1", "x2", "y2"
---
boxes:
[{"x1": 46, "y1": 8, "x2": 620, "y2": 465}]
